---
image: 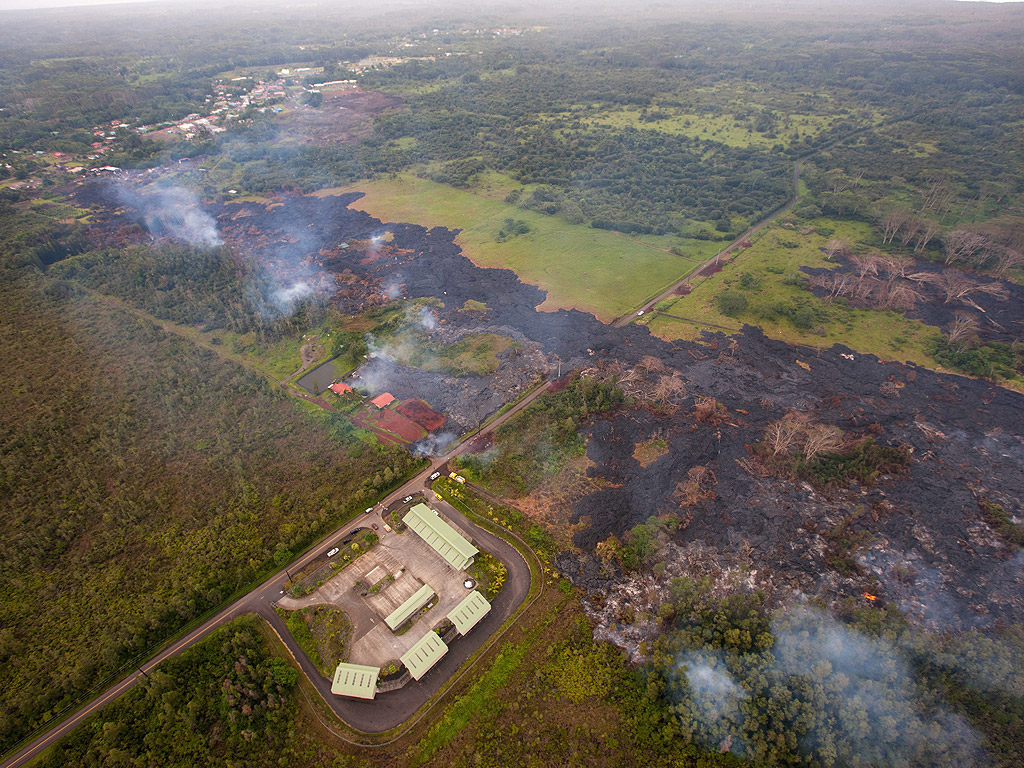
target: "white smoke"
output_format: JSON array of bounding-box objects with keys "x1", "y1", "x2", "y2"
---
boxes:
[
  {"x1": 666, "y1": 605, "x2": 983, "y2": 765},
  {"x1": 417, "y1": 305, "x2": 438, "y2": 332},
  {"x1": 414, "y1": 431, "x2": 457, "y2": 457},
  {"x1": 112, "y1": 182, "x2": 222, "y2": 248},
  {"x1": 679, "y1": 653, "x2": 747, "y2": 723},
  {"x1": 271, "y1": 281, "x2": 314, "y2": 312},
  {"x1": 383, "y1": 274, "x2": 404, "y2": 299}
]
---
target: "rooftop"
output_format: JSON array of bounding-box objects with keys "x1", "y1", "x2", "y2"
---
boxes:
[
  {"x1": 404, "y1": 503, "x2": 478, "y2": 571},
  {"x1": 371, "y1": 392, "x2": 396, "y2": 409},
  {"x1": 330, "y1": 663, "x2": 379, "y2": 699},
  {"x1": 384, "y1": 583, "x2": 435, "y2": 631},
  {"x1": 400, "y1": 630, "x2": 448, "y2": 680},
  {"x1": 447, "y1": 590, "x2": 491, "y2": 635}
]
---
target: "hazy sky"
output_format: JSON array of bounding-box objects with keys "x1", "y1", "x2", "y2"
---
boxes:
[{"x1": 0, "y1": 0, "x2": 1020, "y2": 9}]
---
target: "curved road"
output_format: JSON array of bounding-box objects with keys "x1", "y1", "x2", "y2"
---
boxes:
[{"x1": 0, "y1": 383, "x2": 549, "y2": 768}]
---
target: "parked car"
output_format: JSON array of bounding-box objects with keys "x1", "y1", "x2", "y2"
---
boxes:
[
  {"x1": 429, "y1": 471, "x2": 441, "y2": 480},
  {"x1": 326, "y1": 547, "x2": 339, "y2": 557},
  {"x1": 342, "y1": 537, "x2": 353, "y2": 545},
  {"x1": 454, "y1": 475, "x2": 466, "y2": 484},
  {"x1": 371, "y1": 523, "x2": 379, "y2": 531},
  {"x1": 403, "y1": 495, "x2": 413, "y2": 503}
]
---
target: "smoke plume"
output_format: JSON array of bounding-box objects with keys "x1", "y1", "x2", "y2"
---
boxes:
[{"x1": 112, "y1": 182, "x2": 222, "y2": 248}]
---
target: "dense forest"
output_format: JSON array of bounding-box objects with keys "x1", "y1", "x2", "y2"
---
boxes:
[{"x1": 0, "y1": 219, "x2": 421, "y2": 753}]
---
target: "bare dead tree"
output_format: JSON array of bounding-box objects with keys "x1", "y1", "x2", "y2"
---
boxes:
[
  {"x1": 879, "y1": 280, "x2": 923, "y2": 311},
  {"x1": 909, "y1": 270, "x2": 975, "y2": 304},
  {"x1": 652, "y1": 373, "x2": 688, "y2": 409},
  {"x1": 810, "y1": 272, "x2": 849, "y2": 301},
  {"x1": 850, "y1": 253, "x2": 881, "y2": 279},
  {"x1": 802, "y1": 424, "x2": 843, "y2": 463},
  {"x1": 897, "y1": 216, "x2": 923, "y2": 247},
  {"x1": 990, "y1": 247, "x2": 1023, "y2": 279},
  {"x1": 879, "y1": 253, "x2": 914, "y2": 279},
  {"x1": 914, "y1": 219, "x2": 942, "y2": 254},
  {"x1": 764, "y1": 418, "x2": 803, "y2": 456},
  {"x1": 880, "y1": 209, "x2": 910, "y2": 245},
  {"x1": 946, "y1": 312, "x2": 980, "y2": 352},
  {"x1": 944, "y1": 230, "x2": 989, "y2": 266},
  {"x1": 824, "y1": 238, "x2": 850, "y2": 261},
  {"x1": 975, "y1": 281, "x2": 1009, "y2": 301},
  {"x1": 637, "y1": 355, "x2": 667, "y2": 378},
  {"x1": 674, "y1": 466, "x2": 718, "y2": 507}
]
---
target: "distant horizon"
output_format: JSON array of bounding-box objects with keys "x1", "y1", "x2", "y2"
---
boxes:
[{"x1": 0, "y1": 0, "x2": 1022, "y2": 12}]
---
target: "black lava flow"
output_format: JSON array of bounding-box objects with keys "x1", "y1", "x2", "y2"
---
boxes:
[{"x1": 85, "y1": 186, "x2": 1024, "y2": 629}]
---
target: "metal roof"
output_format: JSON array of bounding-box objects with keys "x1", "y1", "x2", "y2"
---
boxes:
[
  {"x1": 447, "y1": 590, "x2": 492, "y2": 635},
  {"x1": 400, "y1": 631, "x2": 449, "y2": 680},
  {"x1": 330, "y1": 663, "x2": 379, "y2": 699},
  {"x1": 404, "y1": 503, "x2": 478, "y2": 571},
  {"x1": 370, "y1": 392, "x2": 395, "y2": 408},
  {"x1": 384, "y1": 583, "x2": 435, "y2": 631}
]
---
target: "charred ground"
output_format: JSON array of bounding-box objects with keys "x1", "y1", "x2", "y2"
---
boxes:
[{"x1": 73, "y1": 185, "x2": 1024, "y2": 640}]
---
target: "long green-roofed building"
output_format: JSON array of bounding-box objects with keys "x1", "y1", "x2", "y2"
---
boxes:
[
  {"x1": 331, "y1": 663, "x2": 379, "y2": 699},
  {"x1": 404, "y1": 503, "x2": 478, "y2": 570},
  {"x1": 400, "y1": 630, "x2": 448, "y2": 680},
  {"x1": 384, "y1": 583, "x2": 435, "y2": 631},
  {"x1": 448, "y1": 590, "x2": 492, "y2": 635}
]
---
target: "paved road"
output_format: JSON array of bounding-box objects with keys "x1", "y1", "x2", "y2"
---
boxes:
[
  {"x1": 612, "y1": 158, "x2": 803, "y2": 328},
  {"x1": 0, "y1": 381, "x2": 550, "y2": 768}
]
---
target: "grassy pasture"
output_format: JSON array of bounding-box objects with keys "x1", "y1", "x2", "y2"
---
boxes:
[
  {"x1": 327, "y1": 174, "x2": 716, "y2": 321},
  {"x1": 643, "y1": 217, "x2": 946, "y2": 366}
]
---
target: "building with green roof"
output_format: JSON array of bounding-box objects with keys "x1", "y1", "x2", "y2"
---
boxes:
[
  {"x1": 404, "y1": 503, "x2": 478, "y2": 571},
  {"x1": 400, "y1": 630, "x2": 449, "y2": 680},
  {"x1": 384, "y1": 583, "x2": 435, "y2": 631},
  {"x1": 447, "y1": 590, "x2": 492, "y2": 635},
  {"x1": 330, "y1": 663, "x2": 379, "y2": 699}
]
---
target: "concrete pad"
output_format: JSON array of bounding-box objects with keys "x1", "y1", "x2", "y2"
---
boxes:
[{"x1": 281, "y1": 525, "x2": 481, "y2": 668}]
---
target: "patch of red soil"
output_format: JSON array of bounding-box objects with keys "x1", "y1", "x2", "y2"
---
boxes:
[
  {"x1": 397, "y1": 399, "x2": 447, "y2": 431},
  {"x1": 367, "y1": 407, "x2": 424, "y2": 442}
]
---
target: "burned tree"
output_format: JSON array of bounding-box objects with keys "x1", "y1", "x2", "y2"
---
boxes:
[
  {"x1": 802, "y1": 424, "x2": 843, "y2": 463},
  {"x1": 764, "y1": 417, "x2": 803, "y2": 456},
  {"x1": 946, "y1": 312, "x2": 980, "y2": 352},
  {"x1": 944, "y1": 229, "x2": 989, "y2": 267},
  {"x1": 824, "y1": 238, "x2": 850, "y2": 261}
]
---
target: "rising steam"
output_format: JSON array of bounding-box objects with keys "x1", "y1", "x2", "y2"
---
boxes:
[
  {"x1": 666, "y1": 605, "x2": 982, "y2": 765},
  {"x1": 112, "y1": 183, "x2": 222, "y2": 248}
]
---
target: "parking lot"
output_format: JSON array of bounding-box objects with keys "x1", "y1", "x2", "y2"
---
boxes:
[{"x1": 277, "y1": 500, "x2": 481, "y2": 666}]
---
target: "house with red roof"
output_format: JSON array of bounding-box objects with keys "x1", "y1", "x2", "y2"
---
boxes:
[
  {"x1": 370, "y1": 393, "x2": 396, "y2": 409},
  {"x1": 328, "y1": 381, "x2": 353, "y2": 396}
]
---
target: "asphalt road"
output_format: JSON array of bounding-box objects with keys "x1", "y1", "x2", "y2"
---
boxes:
[{"x1": 1, "y1": 381, "x2": 549, "y2": 768}]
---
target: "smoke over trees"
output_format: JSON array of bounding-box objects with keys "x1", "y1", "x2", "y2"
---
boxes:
[{"x1": 650, "y1": 584, "x2": 1011, "y2": 768}]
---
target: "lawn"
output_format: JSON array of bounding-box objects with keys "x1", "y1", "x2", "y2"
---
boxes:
[
  {"x1": 642, "y1": 216, "x2": 946, "y2": 366},
  {"x1": 328, "y1": 174, "x2": 717, "y2": 321}
]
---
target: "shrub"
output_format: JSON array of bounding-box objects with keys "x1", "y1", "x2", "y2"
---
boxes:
[{"x1": 717, "y1": 291, "x2": 749, "y2": 317}]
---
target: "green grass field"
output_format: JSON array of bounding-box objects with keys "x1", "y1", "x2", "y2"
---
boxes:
[
  {"x1": 643, "y1": 217, "x2": 947, "y2": 366},
  {"x1": 327, "y1": 174, "x2": 717, "y2": 321}
]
